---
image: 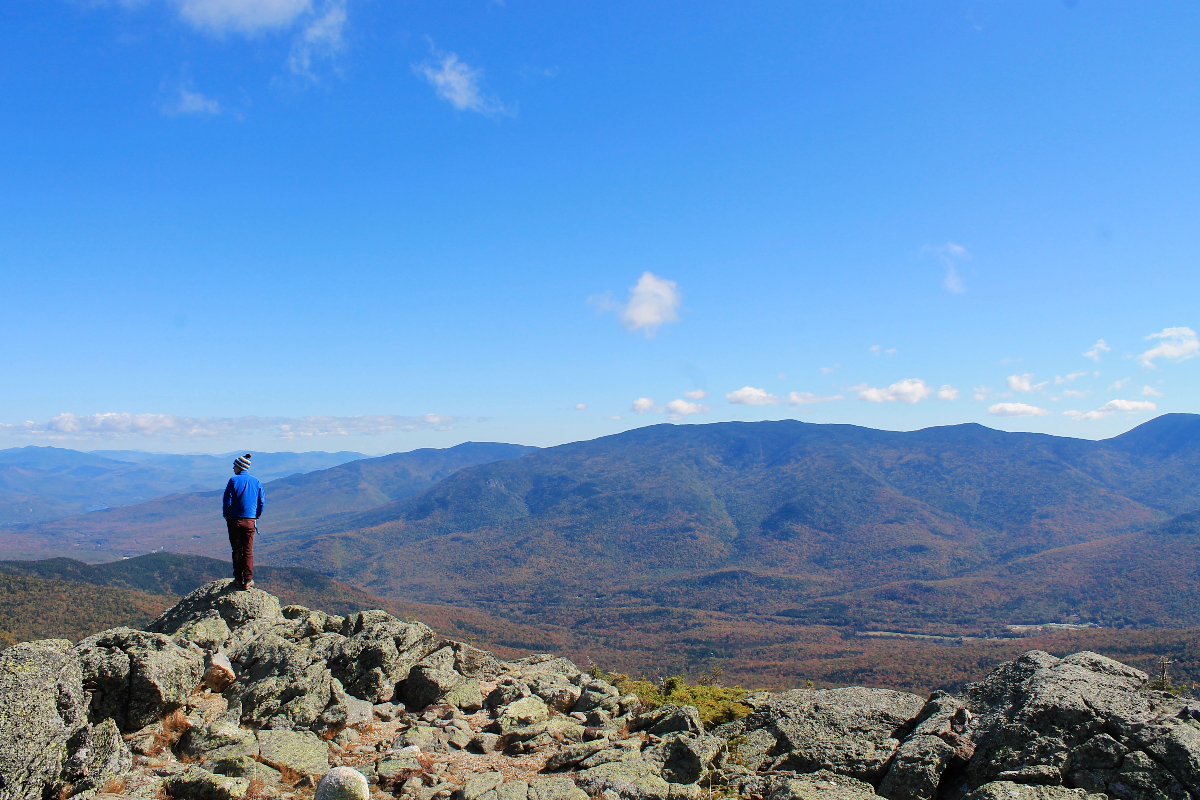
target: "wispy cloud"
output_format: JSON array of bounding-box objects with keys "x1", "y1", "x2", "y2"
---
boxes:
[
  {"x1": 820, "y1": 364, "x2": 840, "y2": 375},
  {"x1": 163, "y1": 86, "x2": 222, "y2": 116},
  {"x1": 1109, "y1": 377, "x2": 1130, "y2": 390},
  {"x1": 869, "y1": 345, "x2": 897, "y2": 357},
  {"x1": 591, "y1": 272, "x2": 682, "y2": 338},
  {"x1": 973, "y1": 385, "x2": 993, "y2": 401},
  {"x1": 923, "y1": 241, "x2": 969, "y2": 294},
  {"x1": 988, "y1": 402, "x2": 1050, "y2": 418},
  {"x1": 855, "y1": 379, "x2": 932, "y2": 405},
  {"x1": 1142, "y1": 386, "x2": 1163, "y2": 397},
  {"x1": 1083, "y1": 339, "x2": 1111, "y2": 362},
  {"x1": 1064, "y1": 398, "x2": 1157, "y2": 421},
  {"x1": 787, "y1": 391, "x2": 844, "y2": 406},
  {"x1": 726, "y1": 387, "x2": 779, "y2": 405},
  {"x1": 1006, "y1": 373, "x2": 1048, "y2": 393},
  {"x1": 415, "y1": 43, "x2": 511, "y2": 116},
  {"x1": 170, "y1": 0, "x2": 312, "y2": 34},
  {"x1": 684, "y1": 390, "x2": 708, "y2": 400},
  {"x1": 117, "y1": 1, "x2": 350, "y2": 82},
  {"x1": 1062, "y1": 389, "x2": 1092, "y2": 399},
  {"x1": 574, "y1": 403, "x2": 588, "y2": 410},
  {"x1": 1, "y1": 412, "x2": 458, "y2": 440},
  {"x1": 1138, "y1": 326, "x2": 1199, "y2": 368},
  {"x1": 288, "y1": 0, "x2": 347, "y2": 78},
  {"x1": 1054, "y1": 371, "x2": 1088, "y2": 385}
]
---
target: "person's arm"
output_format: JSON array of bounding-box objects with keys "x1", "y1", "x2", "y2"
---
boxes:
[
  {"x1": 223, "y1": 478, "x2": 234, "y2": 518},
  {"x1": 256, "y1": 481, "x2": 264, "y2": 519}
]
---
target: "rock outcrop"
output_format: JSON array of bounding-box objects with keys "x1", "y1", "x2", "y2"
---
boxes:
[{"x1": 3, "y1": 578, "x2": 1200, "y2": 800}]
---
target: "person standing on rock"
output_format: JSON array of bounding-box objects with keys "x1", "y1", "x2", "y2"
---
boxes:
[{"x1": 223, "y1": 453, "x2": 264, "y2": 591}]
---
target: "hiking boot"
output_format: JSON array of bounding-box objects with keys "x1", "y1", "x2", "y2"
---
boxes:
[{"x1": 243, "y1": 579, "x2": 255, "y2": 590}]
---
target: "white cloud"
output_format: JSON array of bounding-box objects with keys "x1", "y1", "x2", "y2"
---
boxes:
[
  {"x1": 628, "y1": 397, "x2": 710, "y2": 420},
  {"x1": 776, "y1": 372, "x2": 786, "y2": 380},
  {"x1": 574, "y1": 403, "x2": 588, "y2": 410},
  {"x1": 1006, "y1": 373, "x2": 1048, "y2": 393},
  {"x1": 664, "y1": 399, "x2": 710, "y2": 419},
  {"x1": 787, "y1": 391, "x2": 844, "y2": 406},
  {"x1": 857, "y1": 379, "x2": 932, "y2": 405},
  {"x1": 621, "y1": 272, "x2": 681, "y2": 337},
  {"x1": 683, "y1": 389, "x2": 708, "y2": 400},
  {"x1": 288, "y1": 0, "x2": 346, "y2": 77},
  {"x1": 415, "y1": 45, "x2": 510, "y2": 116},
  {"x1": 1054, "y1": 371, "x2": 1088, "y2": 385},
  {"x1": 1, "y1": 412, "x2": 458, "y2": 440},
  {"x1": 630, "y1": 398, "x2": 658, "y2": 414},
  {"x1": 1142, "y1": 386, "x2": 1163, "y2": 397},
  {"x1": 1062, "y1": 389, "x2": 1092, "y2": 399},
  {"x1": 1083, "y1": 339, "x2": 1111, "y2": 362},
  {"x1": 869, "y1": 345, "x2": 897, "y2": 357},
  {"x1": 1109, "y1": 377, "x2": 1130, "y2": 390},
  {"x1": 607, "y1": 415, "x2": 622, "y2": 421},
  {"x1": 937, "y1": 384, "x2": 959, "y2": 401},
  {"x1": 590, "y1": 272, "x2": 682, "y2": 338},
  {"x1": 1064, "y1": 398, "x2": 1158, "y2": 421},
  {"x1": 1138, "y1": 326, "x2": 1199, "y2": 368},
  {"x1": 988, "y1": 402, "x2": 1051, "y2": 418},
  {"x1": 170, "y1": 0, "x2": 312, "y2": 34},
  {"x1": 163, "y1": 86, "x2": 221, "y2": 116},
  {"x1": 973, "y1": 385, "x2": 993, "y2": 401},
  {"x1": 923, "y1": 241, "x2": 969, "y2": 293},
  {"x1": 726, "y1": 387, "x2": 779, "y2": 405},
  {"x1": 820, "y1": 364, "x2": 840, "y2": 375},
  {"x1": 1103, "y1": 399, "x2": 1157, "y2": 413}
]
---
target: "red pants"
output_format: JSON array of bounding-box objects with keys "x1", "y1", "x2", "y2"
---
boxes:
[{"x1": 226, "y1": 517, "x2": 256, "y2": 583}]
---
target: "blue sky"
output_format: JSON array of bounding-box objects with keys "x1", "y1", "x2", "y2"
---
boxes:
[{"x1": 2, "y1": 1, "x2": 1198, "y2": 454}]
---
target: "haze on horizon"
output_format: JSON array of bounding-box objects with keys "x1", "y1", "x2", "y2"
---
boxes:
[{"x1": 2, "y1": 2, "x2": 1198, "y2": 454}]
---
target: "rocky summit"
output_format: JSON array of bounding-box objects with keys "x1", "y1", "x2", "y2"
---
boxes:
[{"x1": 1, "y1": 580, "x2": 1197, "y2": 800}]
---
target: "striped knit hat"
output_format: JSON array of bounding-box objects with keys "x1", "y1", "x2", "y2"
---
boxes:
[{"x1": 233, "y1": 453, "x2": 252, "y2": 471}]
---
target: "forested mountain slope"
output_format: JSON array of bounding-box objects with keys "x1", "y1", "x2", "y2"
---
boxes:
[{"x1": 256, "y1": 415, "x2": 1200, "y2": 632}]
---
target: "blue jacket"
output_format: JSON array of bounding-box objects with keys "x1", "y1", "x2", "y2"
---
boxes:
[{"x1": 223, "y1": 473, "x2": 264, "y2": 519}]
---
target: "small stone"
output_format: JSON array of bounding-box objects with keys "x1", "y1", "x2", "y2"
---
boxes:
[
  {"x1": 376, "y1": 754, "x2": 423, "y2": 785},
  {"x1": 527, "y1": 774, "x2": 590, "y2": 800},
  {"x1": 374, "y1": 703, "x2": 399, "y2": 721},
  {"x1": 334, "y1": 728, "x2": 360, "y2": 747},
  {"x1": 444, "y1": 678, "x2": 484, "y2": 712},
  {"x1": 463, "y1": 773, "x2": 503, "y2": 800},
  {"x1": 314, "y1": 767, "x2": 370, "y2": 800},
  {"x1": 447, "y1": 728, "x2": 473, "y2": 749},
  {"x1": 164, "y1": 765, "x2": 251, "y2": 800},
  {"x1": 256, "y1": 729, "x2": 331, "y2": 779},
  {"x1": 474, "y1": 733, "x2": 501, "y2": 753},
  {"x1": 497, "y1": 696, "x2": 549, "y2": 732}
]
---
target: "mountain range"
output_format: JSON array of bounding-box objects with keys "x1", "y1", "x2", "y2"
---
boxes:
[
  {"x1": 0, "y1": 442, "x2": 535, "y2": 560},
  {"x1": 0, "y1": 446, "x2": 365, "y2": 525},
  {"x1": 5, "y1": 415, "x2": 1200, "y2": 662},
  {"x1": 248, "y1": 414, "x2": 1200, "y2": 630}
]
